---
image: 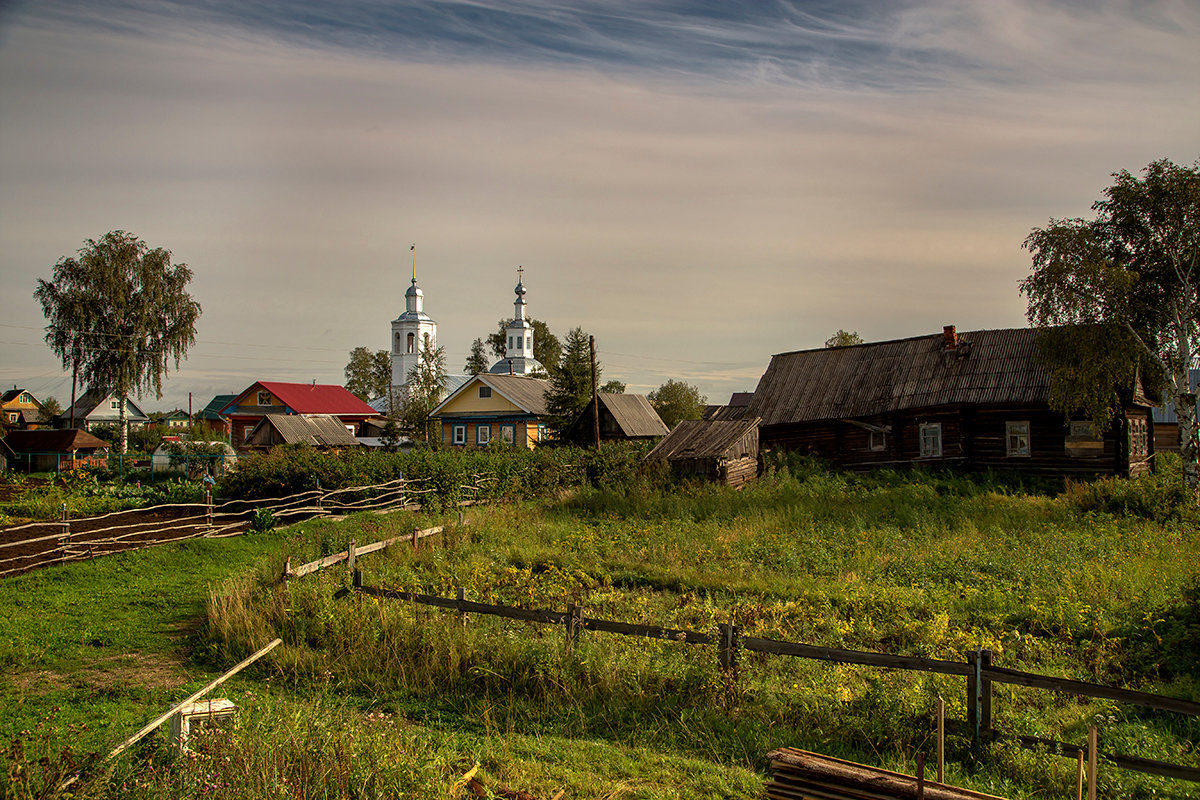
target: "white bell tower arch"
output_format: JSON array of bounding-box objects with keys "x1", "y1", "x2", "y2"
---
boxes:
[{"x1": 391, "y1": 246, "x2": 437, "y2": 400}]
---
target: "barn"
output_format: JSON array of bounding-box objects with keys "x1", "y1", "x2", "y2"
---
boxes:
[
  {"x1": 744, "y1": 326, "x2": 1155, "y2": 478},
  {"x1": 644, "y1": 416, "x2": 760, "y2": 486}
]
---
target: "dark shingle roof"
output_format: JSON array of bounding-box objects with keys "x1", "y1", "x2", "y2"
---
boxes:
[
  {"x1": 645, "y1": 417, "x2": 760, "y2": 461},
  {"x1": 249, "y1": 414, "x2": 360, "y2": 447},
  {"x1": 746, "y1": 328, "x2": 1052, "y2": 427},
  {"x1": 2, "y1": 428, "x2": 111, "y2": 452},
  {"x1": 598, "y1": 394, "x2": 669, "y2": 437}
]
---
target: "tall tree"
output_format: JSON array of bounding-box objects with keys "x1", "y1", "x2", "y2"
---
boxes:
[
  {"x1": 486, "y1": 318, "x2": 562, "y2": 376},
  {"x1": 35, "y1": 231, "x2": 201, "y2": 453},
  {"x1": 648, "y1": 379, "x2": 707, "y2": 429},
  {"x1": 465, "y1": 338, "x2": 490, "y2": 375},
  {"x1": 544, "y1": 326, "x2": 596, "y2": 432},
  {"x1": 1021, "y1": 158, "x2": 1200, "y2": 490},
  {"x1": 825, "y1": 329, "x2": 864, "y2": 348},
  {"x1": 599, "y1": 380, "x2": 626, "y2": 394},
  {"x1": 403, "y1": 333, "x2": 447, "y2": 443},
  {"x1": 343, "y1": 347, "x2": 392, "y2": 401},
  {"x1": 37, "y1": 396, "x2": 62, "y2": 423}
]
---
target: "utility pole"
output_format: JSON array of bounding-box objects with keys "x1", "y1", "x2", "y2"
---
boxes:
[{"x1": 590, "y1": 335, "x2": 600, "y2": 448}]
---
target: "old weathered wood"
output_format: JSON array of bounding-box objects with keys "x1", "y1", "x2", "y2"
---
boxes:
[
  {"x1": 1088, "y1": 726, "x2": 1098, "y2": 800},
  {"x1": 1012, "y1": 733, "x2": 1200, "y2": 784},
  {"x1": 457, "y1": 587, "x2": 467, "y2": 628},
  {"x1": 1076, "y1": 749, "x2": 1085, "y2": 800},
  {"x1": 107, "y1": 638, "x2": 282, "y2": 762},
  {"x1": 347, "y1": 539, "x2": 356, "y2": 574},
  {"x1": 766, "y1": 748, "x2": 1007, "y2": 800},
  {"x1": 585, "y1": 616, "x2": 711, "y2": 644},
  {"x1": 937, "y1": 697, "x2": 945, "y2": 784},
  {"x1": 744, "y1": 636, "x2": 972, "y2": 676},
  {"x1": 718, "y1": 623, "x2": 739, "y2": 671},
  {"x1": 984, "y1": 664, "x2": 1200, "y2": 716},
  {"x1": 916, "y1": 752, "x2": 925, "y2": 800}
]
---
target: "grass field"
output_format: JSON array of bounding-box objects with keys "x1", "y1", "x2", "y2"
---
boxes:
[{"x1": 2, "y1": 456, "x2": 1198, "y2": 798}]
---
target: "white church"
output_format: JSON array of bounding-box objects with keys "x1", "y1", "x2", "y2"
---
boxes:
[{"x1": 378, "y1": 261, "x2": 543, "y2": 414}]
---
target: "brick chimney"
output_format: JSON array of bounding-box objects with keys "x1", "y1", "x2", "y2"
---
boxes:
[{"x1": 943, "y1": 325, "x2": 957, "y2": 350}]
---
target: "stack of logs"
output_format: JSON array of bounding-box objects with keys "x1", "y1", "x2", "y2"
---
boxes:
[{"x1": 766, "y1": 749, "x2": 1008, "y2": 800}]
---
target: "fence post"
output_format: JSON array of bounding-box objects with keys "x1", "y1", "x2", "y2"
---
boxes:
[
  {"x1": 315, "y1": 479, "x2": 323, "y2": 513},
  {"x1": 205, "y1": 485, "x2": 213, "y2": 529},
  {"x1": 967, "y1": 648, "x2": 992, "y2": 754},
  {"x1": 565, "y1": 603, "x2": 583, "y2": 651},
  {"x1": 457, "y1": 587, "x2": 467, "y2": 628},
  {"x1": 1088, "y1": 725, "x2": 1098, "y2": 800},
  {"x1": 282, "y1": 557, "x2": 291, "y2": 582},
  {"x1": 60, "y1": 503, "x2": 70, "y2": 551},
  {"x1": 352, "y1": 567, "x2": 362, "y2": 590},
  {"x1": 980, "y1": 648, "x2": 993, "y2": 739},
  {"x1": 718, "y1": 622, "x2": 739, "y2": 671},
  {"x1": 347, "y1": 539, "x2": 357, "y2": 575},
  {"x1": 412, "y1": 526, "x2": 420, "y2": 551},
  {"x1": 937, "y1": 696, "x2": 945, "y2": 784}
]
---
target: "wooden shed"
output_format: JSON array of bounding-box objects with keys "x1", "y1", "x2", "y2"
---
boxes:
[
  {"x1": 245, "y1": 414, "x2": 361, "y2": 451},
  {"x1": 1, "y1": 429, "x2": 111, "y2": 472},
  {"x1": 746, "y1": 326, "x2": 1156, "y2": 478},
  {"x1": 644, "y1": 417, "x2": 760, "y2": 486},
  {"x1": 564, "y1": 393, "x2": 669, "y2": 445}
]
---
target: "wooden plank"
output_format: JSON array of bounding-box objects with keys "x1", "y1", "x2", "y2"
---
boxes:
[
  {"x1": 984, "y1": 665, "x2": 1200, "y2": 716},
  {"x1": 745, "y1": 636, "x2": 972, "y2": 676},
  {"x1": 585, "y1": 617, "x2": 711, "y2": 645},
  {"x1": 1012, "y1": 735, "x2": 1200, "y2": 784}
]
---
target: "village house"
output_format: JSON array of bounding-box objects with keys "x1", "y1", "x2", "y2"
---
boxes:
[
  {"x1": 219, "y1": 381, "x2": 377, "y2": 451},
  {"x1": 244, "y1": 414, "x2": 362, "y2": 451},
  {"x1": 430, "y1": 373, "x2": 551, "y2": 449},
  {"x1": 1151, "y1": 368, "x2": 1199, "y2": 454},
  {"x1": 744, "y1": 325, "x2": 1156, "y2": 478},
  {"x1": 55, "y1": 390, "x2": 150, "y2": 433},
  {"x1": 563, "y1": 393, "x2": 669, "y2": 445},
  {"x1": 1, "y1": 388, "x2": 48, "y2": 430}
]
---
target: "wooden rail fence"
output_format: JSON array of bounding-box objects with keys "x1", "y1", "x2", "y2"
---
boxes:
[
  {"x1": 349, "y1": 578, "x2": 1200, "y2": 787},
  {"x1": 0, "y1": 473, "x2": 490, "y2": 578}
]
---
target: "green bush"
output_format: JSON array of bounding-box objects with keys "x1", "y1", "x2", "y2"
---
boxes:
[{"x1": 1062, "y1": 453, "x2": 1199, "y2": 523}]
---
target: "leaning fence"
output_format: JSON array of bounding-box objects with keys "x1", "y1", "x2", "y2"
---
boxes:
[
  {"x1": 0, "y1": 473, "x2": 490, "y2": 578},
  {"x1": 341, "y1": 572, "x2": 1200, "y2": 788}
]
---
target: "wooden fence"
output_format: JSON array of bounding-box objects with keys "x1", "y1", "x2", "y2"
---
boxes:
[
  {"x1": 346, "y1": 576, "x2": 1200, "y2": 787},
  {"x1": 0, "y1": 474, "x2": 489, "y2": 578}
]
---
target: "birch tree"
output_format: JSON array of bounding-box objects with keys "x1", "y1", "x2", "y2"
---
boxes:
[
  {"x1": 35, "y1": 231, "x2": 201, "y2": 453},
  {"x1": 1021, "y1": 159, "x2": 1200, "y2": 490}
]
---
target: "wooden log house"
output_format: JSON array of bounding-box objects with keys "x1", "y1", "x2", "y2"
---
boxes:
[
  {"x1": 644, "y1": 416, "x2": 761, "y2": 486},
  {"x1": 745, "y1": 326, "x2": 1155, "y2": 478}
]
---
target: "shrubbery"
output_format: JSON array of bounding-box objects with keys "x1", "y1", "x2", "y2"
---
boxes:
[
  {"x1": 214, "y1": 441, "x2": 661, "y2": 507},
  {"x1": 1062, "y1": 452, "x2": 1199, "y2": 523}
]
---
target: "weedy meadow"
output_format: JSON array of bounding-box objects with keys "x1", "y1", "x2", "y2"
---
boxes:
[{"x1": 3, "y1": 449, "x2": 1199, "y2": 798}]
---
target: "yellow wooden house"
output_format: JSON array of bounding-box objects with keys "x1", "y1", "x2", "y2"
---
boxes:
[{"x1": 430, "y1": 374, "x2": 551, "y2": 449}]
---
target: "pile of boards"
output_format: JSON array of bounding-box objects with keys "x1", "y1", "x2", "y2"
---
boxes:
[{"x1": 766, "y1": 748, "x2": 1007, "y2": 800}]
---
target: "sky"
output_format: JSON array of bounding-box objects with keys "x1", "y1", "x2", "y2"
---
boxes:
[{"x1": 2, "y1": 0, "x2": 1198, "y2": 413}]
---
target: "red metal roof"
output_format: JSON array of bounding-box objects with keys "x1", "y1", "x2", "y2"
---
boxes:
[{"x1": 226, "y1": 382, "x2": 376, "y2": 416}]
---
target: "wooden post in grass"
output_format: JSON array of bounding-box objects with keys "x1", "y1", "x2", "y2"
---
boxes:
[
  {"x1": 282, "y1": 557, "x2": 291, "y2": 582},
  {"x1": 205, "y1": 485, "x2": 213, "y2": 529},
  {"x1": 565, "y1": 603, "x2": 583, "y2": 650},
  {"x1": 353, "y1": 568, "x2": 362, "y2": 590},
  {"x1": 718, "y1": 623, "x2": 739, "y2": 671},
  {"x1": 60, "y1": 503, "x2": 69, "y2": 550},
  {"x1": 966, "y1": 648, "x2": 992, "y2": 754},
  {"x1": 937, "y1": 696, "x2": 945, "y2": 783},
  {"x1": 1088, "y1": 726, "x2": 1098, "y2": 800},
  {"x1": 457, "y1": 587, "x2": 467, "y2": 628},
  {"x1": 412, "y1": 526, "x2": 420, "y2": 551},
  {"x1": 916, "y1": 752, "x2": 925, "y2": 799},
  {"x1": 347, "y1": 539, "x2": 356, "y2": 575},
  {"x1": 316, "y1": 479, "x2": 323, "y2": 513},
  {"x1": 1076, "y1": 748, "x2": 1085, "y2": 800}
]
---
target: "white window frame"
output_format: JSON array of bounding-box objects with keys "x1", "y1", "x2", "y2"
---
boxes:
[
  {"x1": 500, "y1": 424, "x2": 515, "y2": 444},
  {"x1": 243, "y1": 425, "x2": 255, "y2": 444},
  {"x1": 477, "y1": 424, "x2": 490, "y2": 445},
  {"x1": 256, "y1": 391, "x2": 272, "y2": 406},
  {"x1": 19, "y1": 393, "x2": 30, "y2": 404},
  {"x1": 452, "y1": 425, "x2": 466, "y2": 445},
  {"x1": 110, "y1": 398, "x2": 120, "y2": 410},
  {"x1": 7, "y1": 412, "x2": 17, "y2": 423},
  {"x1": 919, "y1": 422, "x2": 942, "y2": 458},
  {"x1": 1129, "y1": 417, "x2": 1148, "y2": 457},
  {"x1": 868, "y1": 430, "x2": 886, "y2": 452},
  {"x1": 1006, "y1": 421, "x2": 1031, "y2": 457},
  {"x1": 479, "y1": 386, "x2": 492, "y2": 399}
]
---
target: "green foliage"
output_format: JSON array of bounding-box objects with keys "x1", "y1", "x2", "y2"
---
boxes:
[
  {"x1": 249, "y1": 507, "x2": 275, "y2": 534},
  {"x1": 402, "y1": 333, "x2": 446, "y2": 442},
  {"x1": 543, "y1": 326, "x2": 596, "y2": 432},
  {"x1": 1021, "y1": 158, "x2": 1200, "y2": 486},
  {"x1": 36, "y1": 396, "x2": 62, "y2": 422},
  {"x1": 1061, "y1": 453, "x2": 1200, "y2": 523},
  {"x1": 343, "y1": 345, "x2": 391, "y2": 401},
  {"x1": 464, "y1": 337, "x2": 490, "y2": 375},
  {"x1": 35, "y1": 230, "x2": 201, "y2": 453},
  {"x1": 824, "y1": 329, "x2": 864, "y2": 347},
  {"x1": 648, "y1": 378, "x2": 707, "y2": 429},
  {"x1": 599, "y1": 379, "x2": 626, "y2": 394}
]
